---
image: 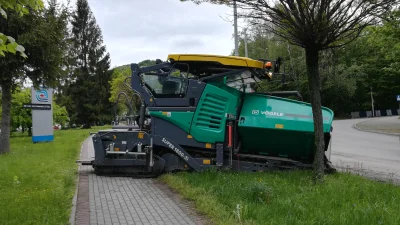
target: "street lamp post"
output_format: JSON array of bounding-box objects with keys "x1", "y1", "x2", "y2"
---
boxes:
[
  {"x1": 371, "y1": 86, "x2": 374, "y2": 117},
  {"x1": 233, "y1": 0, "x2": 239, "y2": 56},
  {"x1": 244, "y1": 28, "x2": 248, "y2": 57}
]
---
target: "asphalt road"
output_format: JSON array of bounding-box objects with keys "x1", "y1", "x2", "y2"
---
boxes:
[{"x1": 329, "y1": 116, "x2": 400, "y2": 183}]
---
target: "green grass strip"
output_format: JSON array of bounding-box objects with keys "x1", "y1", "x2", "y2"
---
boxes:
[
  {"x1": 0, "y1": 127, "x2": 106, "y2": 225},
  {"x1": 160, "y1": 170, "x2": 400, "y2": 225}
]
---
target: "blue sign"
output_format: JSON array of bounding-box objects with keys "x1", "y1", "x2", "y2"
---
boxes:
[
  {"x1": 397, "y1": 95, "x2": 400, "y2": 102},
  {"x1": 36, "y1": 90, "x2": 49, "y2": 102}
]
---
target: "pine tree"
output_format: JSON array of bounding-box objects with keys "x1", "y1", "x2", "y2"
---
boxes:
[{"x1": 68, "y1": 0, "x2": 111, "y2": 128}]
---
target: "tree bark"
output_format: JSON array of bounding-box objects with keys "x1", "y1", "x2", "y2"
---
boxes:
[
  {"x1": 82, "y1": 121, "x2": 91, "y2": 129},
  {"x1": 0, "y1": 82, "x2": 12, "y2": 154},
  {"x1": 305, "y1": 47, "x2": 325, "y2": 183}
]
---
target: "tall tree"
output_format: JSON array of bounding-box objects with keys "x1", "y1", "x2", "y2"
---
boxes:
[
  {"x1": 68, "y1": 0, "x2": 111, "y2": 128},
  {"x1": 0, "y1": 0, "x2": 70, "y2": 154},
  {"x1": 109, "y1": 66, "x2": 135, "y2": 117},
  {"x1": 182, "y1": 0, "x2": 399, "y2": 182}
]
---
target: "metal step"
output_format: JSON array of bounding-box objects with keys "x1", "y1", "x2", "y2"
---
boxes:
[
  {"x1": 106, "y1": 151, "x2": 147, "y2": 155},
  {"x1": 236, "y1": 153, "x2": 299, "y2": 162},
  {"x1": 111, "y1": 125, "x2": 139, "y2": 130}
]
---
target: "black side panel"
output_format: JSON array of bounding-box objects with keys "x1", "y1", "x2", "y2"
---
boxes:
[
  {"x1": 153, "y1": 98, "x2": 190, "y2": 107},
  {"x1": 151, "y1": 117, "x2": 214, "y2": 149},
  {"x1": 186, "y1": 80, "x2": 207, "y2": 106},
  {"x1": 152, "y1": 135, "x2": 202, "y2": 171},
  {"x1": 148, "y1": 107, "x2": 196, "y2": 112},
  {"x1": 216, "y1": 143, "x2": 224, "y2": 166},
  {"x1": 92, "y1": 130, "x2": 151, "y2": 167},
  {"x1": 93, "y1": 135, "x2": 106, "y2": 165},
  {"x1": 161, "y1": 153, "x2": 189, "y2": 172}
]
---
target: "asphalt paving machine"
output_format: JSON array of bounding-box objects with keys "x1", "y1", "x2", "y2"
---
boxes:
[{"x1": 79, "y1": 54, "x2": 335, "y2": 176}]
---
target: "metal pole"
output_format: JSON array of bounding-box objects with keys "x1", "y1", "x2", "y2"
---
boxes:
[
  {"x1": 233, "y1": 0, "x2": 239, "y2": 56},
  {"x1": 244, "y1": 28, "x2": 248, "y2": 57},
  {"x1": 371, "y1": 86, "x2": 374, "y2": 117}
]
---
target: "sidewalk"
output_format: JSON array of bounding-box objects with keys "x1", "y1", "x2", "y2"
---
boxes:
[{"x1": 71, "y1": 136, "x2": 207, "y2": 225}]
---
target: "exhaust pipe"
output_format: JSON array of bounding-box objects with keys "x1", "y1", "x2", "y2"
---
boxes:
[
  {"x1": 149, "y1": 138, "x2": 154, "y2": 167},
  {"x1": 139, "y1": 103, "x2": 146, "y2": 129}
]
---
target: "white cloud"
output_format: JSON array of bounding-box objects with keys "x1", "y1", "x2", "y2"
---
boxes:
[{"x1": 61, "y1": 0, "x2": 241, "y2": 68}]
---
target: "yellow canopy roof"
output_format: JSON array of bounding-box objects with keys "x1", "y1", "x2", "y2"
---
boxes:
[{"x1": 167, "y1": 54, "x2": 265, "y2": 69}]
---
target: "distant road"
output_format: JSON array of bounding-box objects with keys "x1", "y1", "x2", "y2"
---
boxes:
[{"x1": 330, "y1": 116, "x2": 400, "y2": 183}]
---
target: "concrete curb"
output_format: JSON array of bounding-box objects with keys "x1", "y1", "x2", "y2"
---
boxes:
[
  {"x1": 69, "y1": 184, "x2": 78, "y2": 225},
  {"x1": 69, "y1": 138, "x2": 88, "y2": 225},
  {"x1": 353, "y1": 123, "x2": 400, "y2": 136}
]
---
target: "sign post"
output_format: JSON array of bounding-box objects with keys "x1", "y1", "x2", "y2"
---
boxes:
[
  {"x1": 371, "y1": 87, "x2": 375, "y2": 117},
  {"x1": 30, "y1": 88, "x2": 54, "y2": 143},
  {"x1": 397, "y1": 95, "x2": 400, "y2": 110}
]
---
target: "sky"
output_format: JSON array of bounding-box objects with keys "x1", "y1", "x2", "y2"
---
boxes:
[{"x1": 61, "y1": 0, "x2": 240, "y2": 68}]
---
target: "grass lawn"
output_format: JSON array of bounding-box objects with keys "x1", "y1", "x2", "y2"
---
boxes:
[
  {"x1": 359, "y1": 127, "x2": 400, "y2": 134},
  {"x1": 0, "y1": 127, "x2": 108, "y2": 225},
  {"x1": 160, "y1": 170, "x2": 400, "y2": 225},
  {"x1": 373, "y1": 128, "x2": 400, "y2": 133}
]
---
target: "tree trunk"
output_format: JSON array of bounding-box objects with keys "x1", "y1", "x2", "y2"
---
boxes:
[
  {"x1": 305, "y1": 47, "x2": 325, "y2": 183},
  {"x1": 0, "y1": 82, "x2": 12, "y2": 154},
  {"x1": 82, "y1": 121, "x2": 91, "y2": 129}
]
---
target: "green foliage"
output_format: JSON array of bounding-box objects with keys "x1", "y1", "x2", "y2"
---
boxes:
[
  {"x1": 53, "y1": 99, "x2": 69, "y2": 126},
  {"x1": 0, "y1": 0, "x2": 44, "y2": 57},
  {"x1": 138, "y1": 59, "x2": 157, "y2": 67},
  {"x1": 109, "y1": 66, "x2": 135, "y2": 115},
  {"x1": 0, "y1": 34, "x2": 26, "y2": 57},
  {"x1": 0, "y1": 126, "x2": 108, "y2": 224},
  {"x1": 161, "y1": 171, "x2": 400, "y2": 225},
  {"x1": 10, "y1": 87, "x2": 31, "y2": 132},
  {"x1": 109, "y1": 60, "x2": 156, "y2": 117},
  {"x1": 0, "y1": 1, "x2": 70, "y2": 87},
  {"x1": 0, "y1": 0, "x2": 43, "y2": 17}
]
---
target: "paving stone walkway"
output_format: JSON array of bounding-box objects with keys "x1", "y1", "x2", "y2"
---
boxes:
[{"x1": 72, "y1": 136, "x2": 206, "y2": 225}]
